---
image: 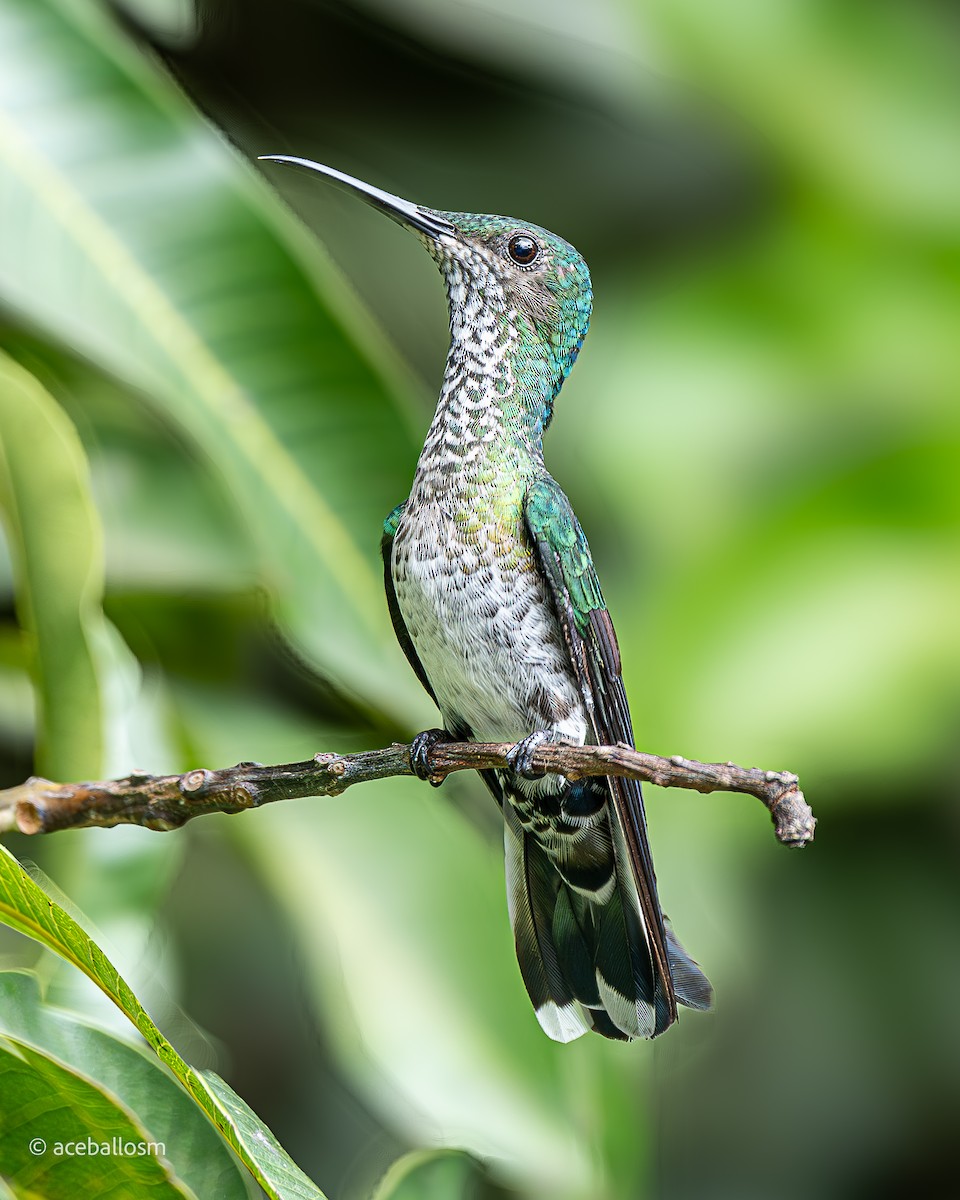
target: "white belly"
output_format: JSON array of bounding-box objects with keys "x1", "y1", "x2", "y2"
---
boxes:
[{"x1": 392, "y1": 504, "x2": 587, "y2": 745}]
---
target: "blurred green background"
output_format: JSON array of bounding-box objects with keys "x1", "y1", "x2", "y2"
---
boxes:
[{"x1": 1, "y1": 0, "x2": 958, "y2": 1196}]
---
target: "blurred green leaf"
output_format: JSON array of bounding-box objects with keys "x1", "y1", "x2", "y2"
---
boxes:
[
  {"x1": 0, "y1": 841, "x2": 328, "y2": 1200},
  {"x1": 0, "y1": 628, "x2": 34, "y2": 748},
  {"x1": 169, "y1": 682, "x2": 364, "y2": 768},
  {"x1": 0, "y1": 0, "x2": 428, "y2": 718},
  {"x1": 0, "y1": 350, "x2": 108, "y2": 780},
  {"x1": 344, "y1": 0, "x2": 642, "y2": 107},
  {"x1": 643, "y1": 0, "x2": 960, "y2": 228},
  {"x1": 0, "y1": 1035, "x2": 194, "y2": 1199},
  {"x1": 113, "y1": 0, "x2": 197, "y2": 47},
  {"x1": 372, "y1": 1149, "x2": 488, "y2": 1200},
  {"x1": 0, "y1": 971, "x2": 252, "y2": 1199},
  {"x1": 2, "y1": 334, "x2": 260, "y2": 595}
]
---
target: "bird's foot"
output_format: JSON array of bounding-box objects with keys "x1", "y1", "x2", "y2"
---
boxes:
[
  {"x1": 410, "y1": 728, "x2": 453, "y2": 787},
  {"x1": 507, "y1": 730, "x2": 562, "y2": 780}
]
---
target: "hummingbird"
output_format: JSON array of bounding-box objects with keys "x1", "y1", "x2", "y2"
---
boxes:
[{"x1": 260, "y1": 155, "x2": 712, "y2": 1040}]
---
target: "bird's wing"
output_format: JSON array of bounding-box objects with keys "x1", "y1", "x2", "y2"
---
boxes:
[
  {"x1": 523, "y1": 476, "x2": 678, "y2": 1036},
  {"x1": 382, "y1": 503, "x2": 437, "y2": 705}
]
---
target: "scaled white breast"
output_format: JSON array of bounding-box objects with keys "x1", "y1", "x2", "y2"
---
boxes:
[
  {"x1": 392, "y1": 502, "x2": 587, "y2": 747},
  {"x1": 392, "y1": 244, "x2": 588, "y2": 750}
]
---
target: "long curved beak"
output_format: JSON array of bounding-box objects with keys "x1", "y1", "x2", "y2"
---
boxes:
[{"x1": 258, "y1": 155, "x2": 454, "y2": 240}]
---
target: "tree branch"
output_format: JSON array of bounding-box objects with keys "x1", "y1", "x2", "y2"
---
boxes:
[{"x1": 0, "y1": 741, "x2": 815, "y2": 847}]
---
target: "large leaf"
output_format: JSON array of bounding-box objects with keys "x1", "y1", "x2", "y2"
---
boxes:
[
  {"x1": 0, "y1": 842, "x2": 328, "y2": 1200},
  {"x1": 0, "y1": 351, "x2": 108, "y2": 780},
  {"x1": 0, "y1": 1036, "x2": 194, "y2": 1199},
  {"x1": 1, "y1": 331, "x2": 259, "y2": 595},
  {"x1": 0, "y1": 971, "x2": 252, "y2": 1199},
  {"x1": 0, "y1": 0, "x2": 428, "y2": 718}
]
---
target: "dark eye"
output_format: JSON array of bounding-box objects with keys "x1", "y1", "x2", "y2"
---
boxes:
[{"x1": 508, "y1": 234, "x2": 539, "y2": 265}]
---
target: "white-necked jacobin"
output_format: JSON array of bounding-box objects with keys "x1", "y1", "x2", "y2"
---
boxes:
[{"x1": 260, "y1": 155, "x2": 713, "y2": 1041}]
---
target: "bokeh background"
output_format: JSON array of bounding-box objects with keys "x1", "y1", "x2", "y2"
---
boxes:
[{"x1": 1, "y1": 0, "x2": 958, "y2": 1196}]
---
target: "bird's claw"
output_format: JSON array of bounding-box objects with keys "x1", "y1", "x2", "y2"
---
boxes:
[
  {"x1": 410, "y1": 728, "x2": 452, "y2": 787},
  {"x1": 507, "y1": 731, "x2": 553, "y2": 779}
]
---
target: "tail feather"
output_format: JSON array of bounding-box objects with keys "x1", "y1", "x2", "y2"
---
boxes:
[
  {"x1": 584, "y1": 1006, "x2": 630, "y2": 1041},
  {"x1": 502, "y1": 775, "x2": 711, "y2": 1042},
  {"x1": 504, "y1": 804, "x2": 592, "y2": 1043},
  {"x1": 604, "y1": 795, "x2": 676, "y2": 1038},
  {"x1": 550, "y1": 886, "x2": 599, "y2": 1006},
  {"x1": 664, "y1": 916, "x2": 714, "y2": 1011},
  {"x1": 594, "y1": 888, "x2": 658, "y2": 1038}
]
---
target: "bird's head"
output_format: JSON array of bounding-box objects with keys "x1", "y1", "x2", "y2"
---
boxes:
[
  {"x1": 259, "y1": 157, "x2": 592, "y2": 403},
  {"x1": 425, "y1": 210, "x2": 593, "y2": 395}
]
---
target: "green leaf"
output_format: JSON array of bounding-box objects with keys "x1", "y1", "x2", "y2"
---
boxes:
[
  {"x1": 0, "y1": 350, "x2": 107, "y2": 780},
  {"x1": 0, "y1": 333, "x2": 258, "y2": 595},
  {"x1": 0, "y1": 971, "x2": 252, "y2": 1200},
  {"x1": 0, "y1": 842, "x2": 328, "y2": 1200},
  {"x1": 372, "y1": 1149, "x2": 487, "y2": 1200},
  {"x1": 0, "y1": 0, "x2": 428, "y2": 717},
  {"x1": 0, "y1": 1037, "x2": 193, "y2": 1198}
]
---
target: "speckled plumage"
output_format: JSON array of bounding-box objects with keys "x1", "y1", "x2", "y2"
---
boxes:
[
  {"x1": 261, "y1": 156, "x2": 712, "y2": 1041},
  {"x1": 391, "y1": 222, "x2": 588, "y2": 756}
]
